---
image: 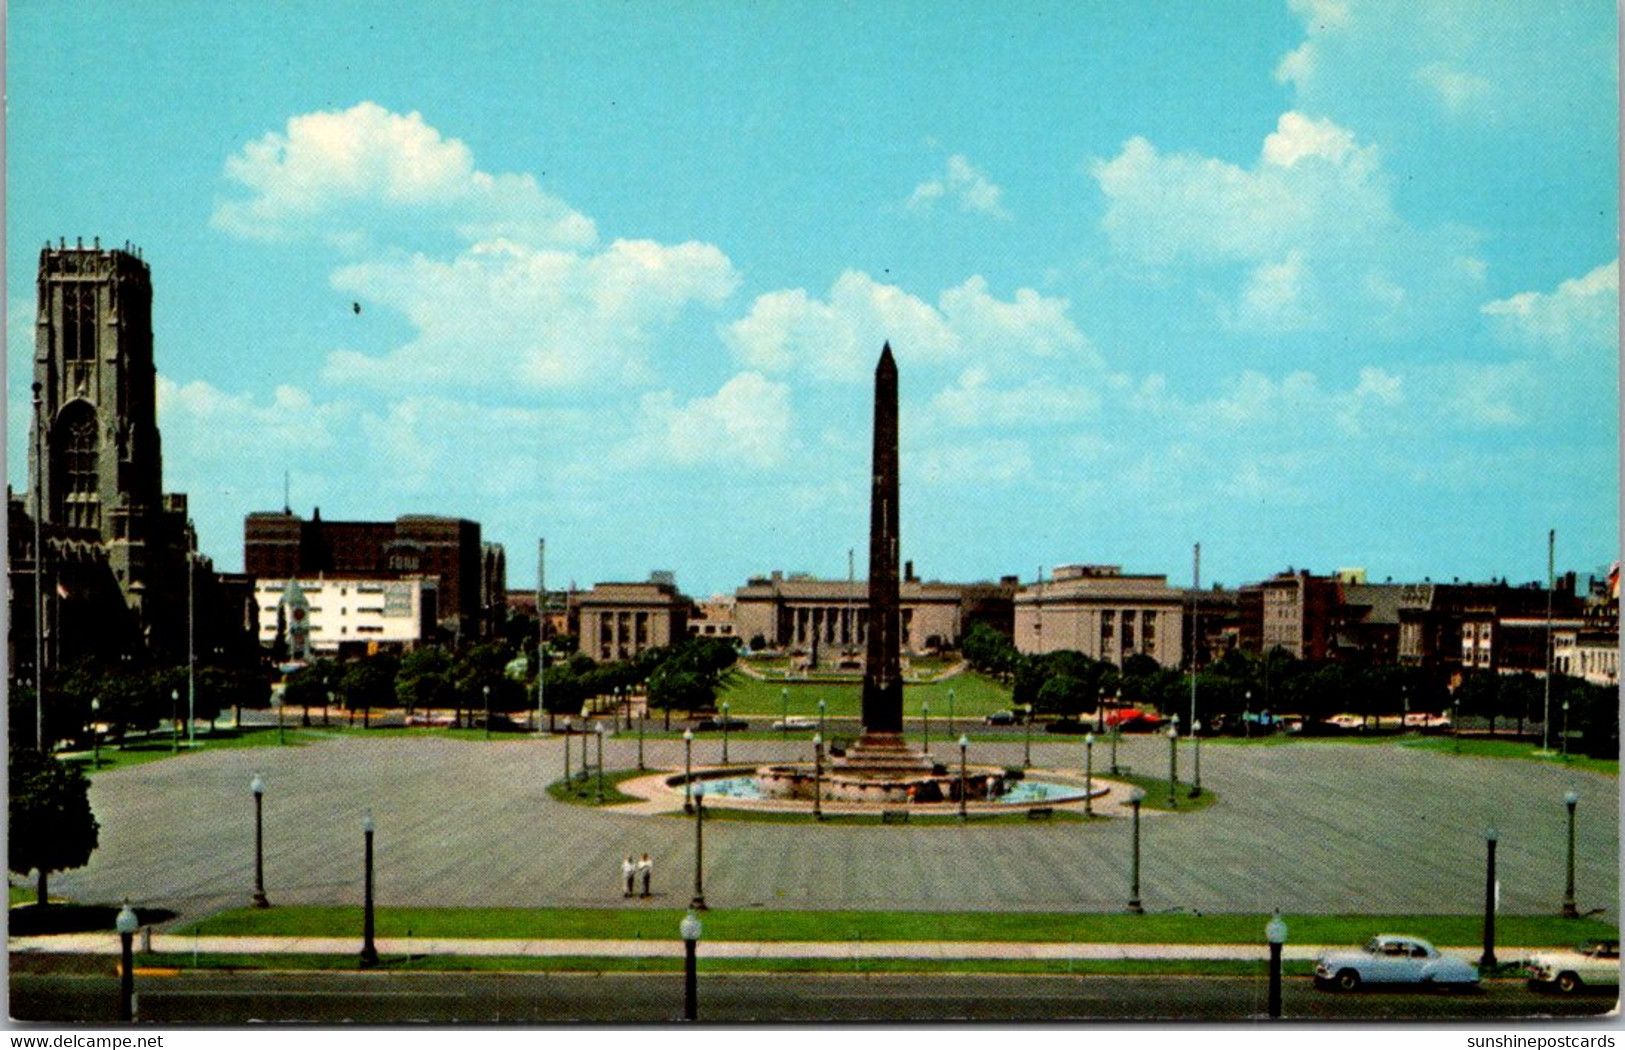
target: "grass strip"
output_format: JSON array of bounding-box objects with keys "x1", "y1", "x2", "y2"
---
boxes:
[
  {"x1": 176, "y1": 906, "x2": 1617, "y2": 949},
  {"x1": 546, "y1": 769, "x2": 648, "y2": 806},
  {"x1": 132, "y1": 952, "x2": 1319, "y2": 977}
]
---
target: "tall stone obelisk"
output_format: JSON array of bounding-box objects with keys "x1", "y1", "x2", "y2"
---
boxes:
[{"x1": 860, "y1": 344, "x2": 904, "y2": 736}]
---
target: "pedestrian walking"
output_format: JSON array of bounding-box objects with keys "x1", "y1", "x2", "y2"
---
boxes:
[
  {"x1": 638, "y1": 853, "x2": 652, "y2": 898},
  {"x1": 622, "y1": 855, "x2": 635, "y2": 898}
]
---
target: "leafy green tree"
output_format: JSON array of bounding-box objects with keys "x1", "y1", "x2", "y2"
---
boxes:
[
  {"x1": 341, "y1": 655, "x2": 400, "y2": 717},
  {"x1": 395, "y1": 646, "x2": 454, "y2": 716},
  {"x1": 1034, "y1": 673, "x2": 1088, "y2": 716},
  {"x1": 282, "y1": 660, "x2": 341, "y2": 713},
  {"x1": 9, "y1": 747, "x2": 99, "y2": 907}
]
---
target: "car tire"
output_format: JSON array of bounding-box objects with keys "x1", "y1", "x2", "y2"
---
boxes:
[
  {"x1": 1335, "y1": 969, "x2": 1361, "y2": 992},
  {"x1": 1556, "y1": 972, "x2": 1582, "y2": 994}
]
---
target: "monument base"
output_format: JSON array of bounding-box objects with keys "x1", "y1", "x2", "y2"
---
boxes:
[{"x1": 834, "y1": 731, "x2": 937, "y2": 776}]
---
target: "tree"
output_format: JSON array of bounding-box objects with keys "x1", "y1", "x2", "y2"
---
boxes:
[
  {"x1": 9, "y1": 747, "x2": 99, "y2": 907},
  {"x1": 395, "y1": 646, "x2": 454, "y2": 716},
  {"x1": 1035, "y1": 673, "x2": 1088, "y2": 716},
  {"x1": 341, "y1": 655, "x2": 400, "y2": 719}
]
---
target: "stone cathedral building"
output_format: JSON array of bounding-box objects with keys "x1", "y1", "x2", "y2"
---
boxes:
[{"x1": 8, "y1": 240, "x2": 253, "y2": 685}]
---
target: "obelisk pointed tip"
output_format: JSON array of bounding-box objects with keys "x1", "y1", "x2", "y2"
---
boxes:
[{"x1": 877, "y1": 342, "x2": 896, "y2": 372}]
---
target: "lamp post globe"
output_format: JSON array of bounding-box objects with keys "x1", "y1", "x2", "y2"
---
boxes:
[
  {"x1": 1166, "y1": 723, "x2": 1180, "y2": 808},
  {"x1": 116, "y1": 901, "x2": 140, "y2": 1021},
  {"x1": 360, "y1": 811, "x2": 379, "y2": 968},
  {"x1": 812, "y1": 733, "x2": 824, "y2": 820},
  {"x1": 250, "y1": 774, "x2": 269, "y2": 907},
  {"x1": 1189, "y1": 718, "x2": 1203, "y2": 798},
  {"x1": 1128, "y1": 787, "x2": 1146, "y2": 914},
  {"x1": 1083, "y1": 732, "x2": 1095, "y2": 817},
  {"x1": 563, "y1": 718, "x2": 573, "y2": 782},
  {"x1": 1562, "y1": 790, "x2": 1581, "y2": 919},
  {"x1": 958, "y1": 734, "x2": 970, "y2": 821},
  {"x1": 1265, "y1": 911, "x2": 1288, "y2": 1019},
  {"x1": 594, "y1": 721, "x2": 606, "y2": 803},
  {"x1": 690, "y1": 780, "x2": 708, "y2": 911},
  {"x1": 683, "y1": 728, "x2": 695, "y2": 812},
  {"x1": 680, "y1": 910, "x2": 702, "y2": 1021},
  {"x1": 1480, "y1": 826, "x2": 1499, "y2": 969}
]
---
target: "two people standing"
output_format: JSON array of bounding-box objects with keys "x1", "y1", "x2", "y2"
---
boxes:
[{"x1": 621, "y1": 854, "x2": 653, "y2": 898}]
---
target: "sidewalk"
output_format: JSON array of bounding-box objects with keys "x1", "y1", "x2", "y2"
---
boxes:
[{"x1": 7, "y1": 932, "x2": 1537, "y2": 964}]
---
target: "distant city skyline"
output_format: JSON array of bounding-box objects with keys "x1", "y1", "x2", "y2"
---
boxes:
[{"x1": 8, "y1": 2, "x2": 1617, "y2": 596}]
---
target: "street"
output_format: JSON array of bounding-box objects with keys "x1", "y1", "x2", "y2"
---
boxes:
[{"x1": 10, "y1": 970, "x2": 1616, "y2": 1024}]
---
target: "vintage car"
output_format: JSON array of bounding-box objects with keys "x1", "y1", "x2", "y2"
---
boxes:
[
  {"x1": 1526, "y1": 940, "x2": 1620, "y2": 994},
  {"x1": 1314, "y1": 934, "x2": 1479, "y2": 991},
  {"x1": 770, "y1": 715, "x2": 818, "y2": 731}
]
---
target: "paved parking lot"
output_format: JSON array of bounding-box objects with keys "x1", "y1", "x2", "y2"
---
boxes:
[{"x1": 51, "y1": 733, "x2": 1617, "y2": 923}]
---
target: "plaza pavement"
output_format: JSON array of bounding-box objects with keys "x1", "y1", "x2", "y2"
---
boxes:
[{"x1": 40, "y1": 732, "x2": 1619, "y2": 924}]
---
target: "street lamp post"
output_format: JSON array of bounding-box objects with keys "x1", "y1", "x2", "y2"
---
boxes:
[
  {"x1": 948, "y1": 686, "x2": 956, "y2": 735},
  {"x1": 781, "y1": 687, "x2": 789, "y2": 746},
  {"x1": 1097, "y1": 686, "x2": 1106, "y2": 734},
  {"x1": 580, "y1": 718, "x2": 590, "y2": 778},
  {"x1": 721, "y1": 701, "x2": 731, "y2": 764},
  {"x1": 360, "y1": 811, "x2": 379, "y2": 969},
  {"x1": 958, "y1": 734, "x2": 970, "y2": 822},
  {"x1": 1479, "y1": 826, "x2": 1498, "y2": 970},
  {"x1": 1266, "y1": 911, "x2": 1288, "y2": 1019},
  {"x1": 1561, "y1": 701, "x2": 1571, "y2": 761},
  {"x1": 812, "y1": 734, "x2": 824, "y2": 821},
  {"x1": 483, "y1": 685, "x2": 492, "y2": 740},
  {"x1": 1166, "y1": 724, "x2": 1180, "y2": 809},
  {"x1": 1562, "y1": 791, "x2": 1580, "y2": 919},
  {"x1": 563, "y1": 718, "x2": 573, "y2": 783},
  {"x1": 90, "y1": 698, "x2": 101, "y2": 770},
  {"x1": 683, "y1": 729, "x2": 694, "y2": 812},
  {"x1": 680, "y1": 910, "x2": 701, "y2": 1022},
  {"x1": 277, "y1": 695, "x2": 286, "y2": 746},
  {"x1": 1128, "y1": 788, "x2": 1145, "y2": 914},
  {"x1": 1023, "y1": 704, "x2": 1033, "y2": 768},
  {"x1": 595, "y1": 722, "x2": 606, "y2": 803},
  {"x1": 116, "y1": 902, "x2": 139, "y2": 1022},
  {"x1": 921, "y1": 700, "x2": 930, "y2": 755},
  {"x1": 324, "y1": 690, "x2": 332, "y2": 728},
  {"x1": 187, "y1": 554, "x2": 196, "y2": 748},
  {"x1": 1190, "y1": 719, "x2": 1203, "y2": 799},
  {"x1": 817, "y1": 698, "x2": 827, "y2": 739},
  {"x1": 1083, "y1": 733, "x2": 1094, "y2": 817},
  {"x1": 690, "y1": 781, "x2": 708, "y2": 911},
  {"x1": 1244, "y1": 690, "x2": 1252, "y2": 740},
  {"x1": 1111, "y1": 692, "x2": 1123, "y2": 773},
  {"x1": 251, "y1": 775, "x2": 269, "y2": 908},
  {"x1": 171, "y1": 689, "x2": 180, "y2": 753},
  {"x1": 637, "y1": 708, "x2": 646, "y2": 771}
]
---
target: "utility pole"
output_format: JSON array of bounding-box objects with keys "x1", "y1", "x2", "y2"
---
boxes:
[
  {"x1": 1189, "y1": 542, "x2": 1200, "y2": 731},
  {"x1": 537, "y1": 538, "x2": 547, "y2": 733},
  {"x1": 1543, "y1": 529, "x2": 1554, "y2": 753}
]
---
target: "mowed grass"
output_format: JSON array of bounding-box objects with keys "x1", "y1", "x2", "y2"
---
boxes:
[
  {"x1": 177, "y1": 906, "x2": 1616, "y2": 949},
  {"x1": 133, "y1": 951, "x2": 1320, "y2": 978},
  {"x1": 717, "y1": 671, "x2": 1011, "y2": 720},
  {"x1": 1400, "y1": 736, "x2": 1618, "y2": 777}
]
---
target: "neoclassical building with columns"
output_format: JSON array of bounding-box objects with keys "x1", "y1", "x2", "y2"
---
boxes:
[
  {"x1": 733, "y1": 571, "x2": 966, "y2": 656},
  {"x1": 1014, "y1": 564, "x2": 1187, "y2": 668}
]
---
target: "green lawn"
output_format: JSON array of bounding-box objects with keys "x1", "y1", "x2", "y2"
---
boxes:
[
  {"x1": 134, "y1": 950, "x2": 1319, "y2": 977},
  {"x1": 177, "y1": 905, "x2": 1616, "y2": 949},
  {"x1": 546, "y1": 769, "x2": 649, "y2": 806},
  {"x1": 717, "y1": 671, "x2": 1011, "y2": 720},
  {"x1": 1400, "y1": 736, "x2": 1618, "y2": 776}
]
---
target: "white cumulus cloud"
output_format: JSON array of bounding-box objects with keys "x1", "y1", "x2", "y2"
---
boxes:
[
  {"x1": 1480, "y1": 261, "x2": 1618, "y2": 356},
  {"x1": 723, "y1": 272, "x2": 1086, "y2": 382},
  {"x1": 906, "y1": 155, "x2": 1010, "y2": 219},
  {"x1": 212, "y1": 101, "x2": 596, "y2": 249},
  {"x1": 619, "y1": 372, "x2": 793, "y2": 470},
  {"x1": 323, "y1": 237, "x2": 740, "y2": 392}
]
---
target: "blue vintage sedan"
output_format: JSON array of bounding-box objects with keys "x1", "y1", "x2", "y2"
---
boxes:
[{"x1": 1314, "y1": 934, "x2": 1480, "y2": 992}]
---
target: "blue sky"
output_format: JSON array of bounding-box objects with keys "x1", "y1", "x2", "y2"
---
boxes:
[{"x1": 7, "y1": 0, "x2": 1618, "y2": 596}]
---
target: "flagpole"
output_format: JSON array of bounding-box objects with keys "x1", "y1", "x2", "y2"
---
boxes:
[
  {"x1": 1543, "y1": 528, "x2": 1554, "y2": 753},
  {"x1": 536, "y1": 538, "x2": 546, "y2": 733}
]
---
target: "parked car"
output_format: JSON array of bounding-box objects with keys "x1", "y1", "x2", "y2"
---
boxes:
[
  {"x1": 771, "y1": 715, "x2": 818, "y2": 731},
  {"x1": 983, "y1": 711, "x2": 1016, "y2": 726},
  {"x1": 692, "y1": 717, "x2": 750, "y2": 732},
  {"x1": 1314, "y1": 935, "x2": 1479, "y2": 992},
  {"x1": 1526, "y1": 940, "x2": 1620, "y2": 994}
]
